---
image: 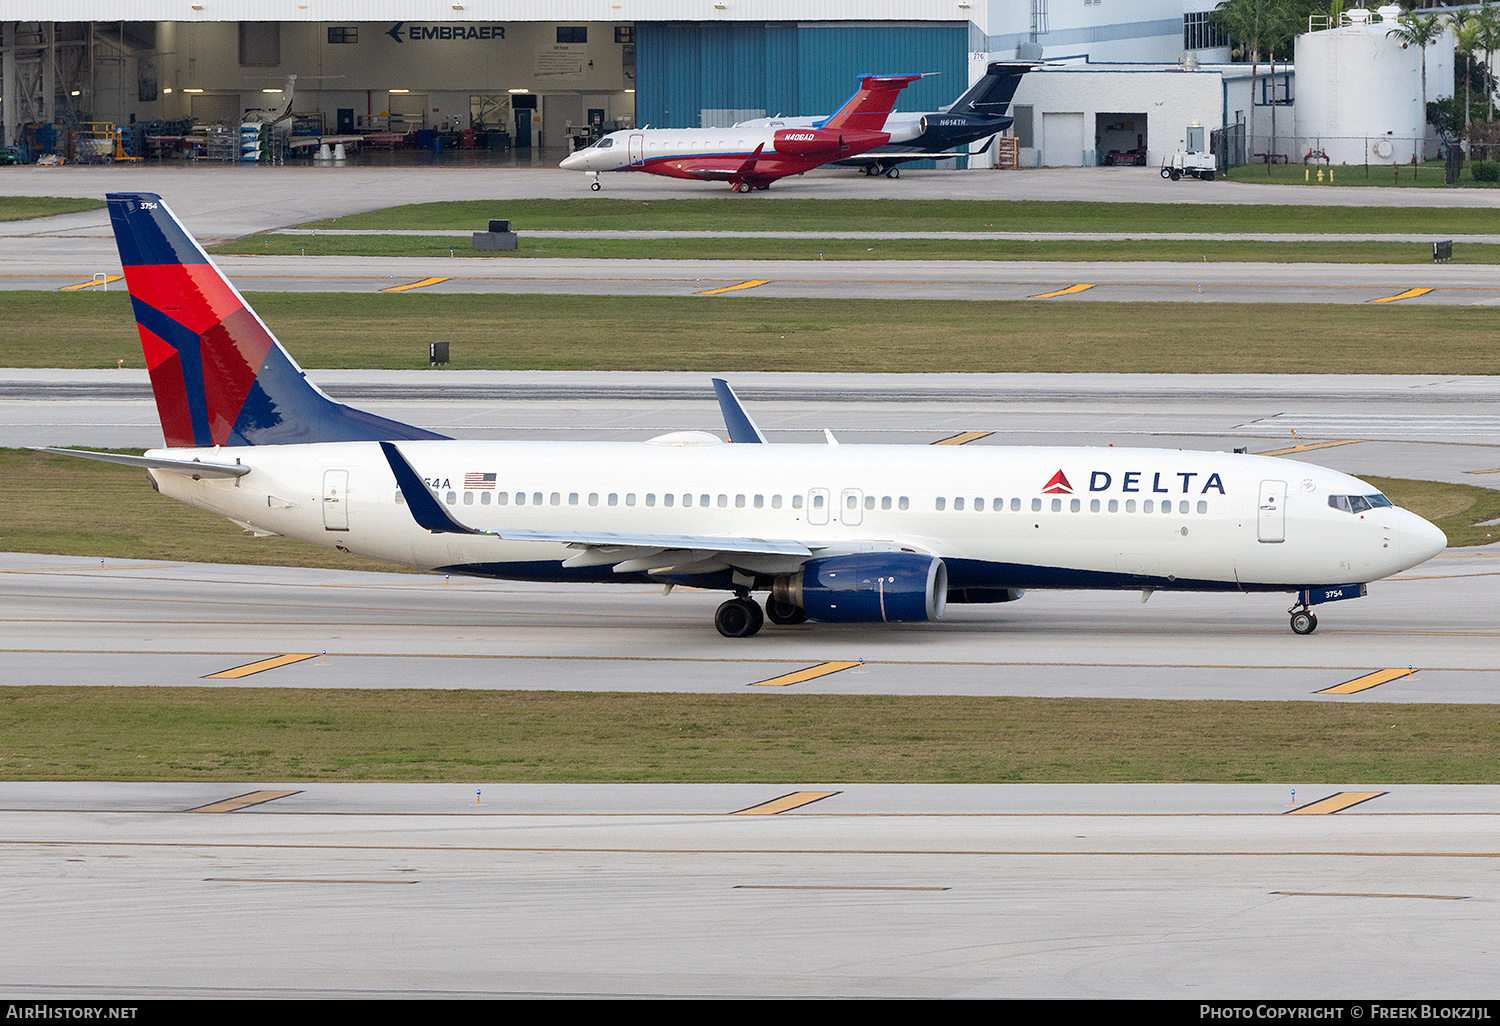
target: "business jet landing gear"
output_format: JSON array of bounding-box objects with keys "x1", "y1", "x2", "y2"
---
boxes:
[
  {"x1": 715, "y1": 596, "x2": 765, "y2": 638},
  {"x1": 590, "y1": 173, "x2": 602, "y2": 191},
  {"x1": 884, "y1": 166, "x2": 900, "y2": 179},
  {"x1": 1288, "y1": 606, "x2": 1318, "y2": 635},
  {"x1": 734, "y1": 181, "x2": 753, "y2": 193}
]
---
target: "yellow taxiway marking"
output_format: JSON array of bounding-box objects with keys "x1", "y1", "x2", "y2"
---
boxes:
[
  {"x1": 58, "y1": 274, "x2": 123, "y2": 291},
  {"x1": 0, "y1": 564, "x2": 174, "y2": 574},
  {"x1": 204, "y1": 653, "x2": 319, "y2": 679},
  {"x1": 1285, "y1": 791, "x2": 1387, "y2": 815},
  {"x1": 1257, "y1": 439, "x2": 1365, "y2": 457},
  {"x1": 379, "y1": 276, "x2": 451, "y2": 293},
  {"x1": 1370, "y1": 287, "x2": 1433, "y2": 304},
  {"x1": 695, "y1": 279, "x2": 771, "y2": 295},
  {"x1": 1466, "y1": 468, "x2": 1500, "y2": 475},
  {"x1": 1318, "y1": 667, "x2": 1415, "y2": 694},
  {"x1": 1272, "y1": 891, "x2": 1466, "y2": 900},
  {"x1": 932, "y1": 431, "x2": 994, "y2": 446},
  {"x1": 188, "y1": 790, "x2": 302, "y2": 813},
  {"x1": 1029, "y1": 283, "x2": 1096, "y2": 299},
  {"x1": 731, "y1": 791, "x2": 841, "y2": 815},
  {"x1": 750, "y1": 660, "x2": 863, "y2": 687}
]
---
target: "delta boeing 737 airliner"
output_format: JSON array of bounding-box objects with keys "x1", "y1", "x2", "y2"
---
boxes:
[{"x1": 43, "y1": 194, "x2": 1447, "y2": 638}]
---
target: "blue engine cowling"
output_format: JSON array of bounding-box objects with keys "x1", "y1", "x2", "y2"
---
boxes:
[{"x1": 775, "y1": 553, "x2": 948, "y2": 623}]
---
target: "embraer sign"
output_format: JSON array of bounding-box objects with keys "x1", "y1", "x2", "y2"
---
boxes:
[{"x1": 386, "y1": 23, "x2": 506, "y2": 43}]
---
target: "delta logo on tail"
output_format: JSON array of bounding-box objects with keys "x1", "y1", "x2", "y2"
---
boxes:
[{"x1": 1042, "y1": 470, "x2": 1073, "y2": 494}]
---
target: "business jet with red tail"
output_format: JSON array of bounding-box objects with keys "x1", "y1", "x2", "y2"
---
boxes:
[
  {"x1": 559, "y1": 74, "x2": 921, "y2": 192},
  {"x1": 42, "y1": 194, "x2": 1448, "y2": 639}
]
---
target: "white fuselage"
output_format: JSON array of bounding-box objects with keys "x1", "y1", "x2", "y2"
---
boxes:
[{"x1": 147, "y1": 439, "x2": 1445, "y2": 593}]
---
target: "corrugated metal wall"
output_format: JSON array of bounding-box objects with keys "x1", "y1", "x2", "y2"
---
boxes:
[{"x1": 638, "y1": 21, "x2": 965, "y2": 129}]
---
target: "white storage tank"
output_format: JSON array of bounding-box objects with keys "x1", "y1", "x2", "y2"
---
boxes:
[{"x1": 1295, "y1": 5, "x2": 1454, "y2": 165}]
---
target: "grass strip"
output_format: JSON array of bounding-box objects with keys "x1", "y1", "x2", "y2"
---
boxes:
[
  {"x1": 7, "y1": 292, "x2": 1500, "y2": 374},
  {"x1": 213, "y1": 235, "x2": 1500, "y2": 263},
  {"x1": 2, "y1": 449, "x2": 1494, "y2": 571},
  {"x1": 2, "y1": 688, "x2": 1497, "y2": 783},
  {"x1": 0, "y1": 196, "x2": 105, "y2": 222},
  {"x1": 287, "y1": 198, "x2": 1500, "y2": 235}
]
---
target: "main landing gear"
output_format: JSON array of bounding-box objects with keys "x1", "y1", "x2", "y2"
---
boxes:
[{"x1": 715, "y1": 596, "x2": 765, "y2": 638}]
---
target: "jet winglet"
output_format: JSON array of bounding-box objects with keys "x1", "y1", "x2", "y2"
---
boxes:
[
  {"x1": 380, "y1": 442, "x2": 486, "y2": 535},
  {"x1": 711, "y1": 378, "x2": 767, "y2": 444}
]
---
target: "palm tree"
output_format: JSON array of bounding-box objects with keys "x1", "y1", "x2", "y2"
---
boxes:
[
  {"x1": 1387, "y1": 11, "x2": 1447, "y2": 160},
  {"x1": 1451, "y1": 11, "x2": 1479, "y2": 133},
  {"x1": 1213, "y1": 0, "x2": 1282, "y2": 163},
  {"x1": 1476, "y1": 2, "x2": 1500, "y2": 122}
]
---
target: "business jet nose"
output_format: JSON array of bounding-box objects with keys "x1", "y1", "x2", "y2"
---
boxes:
[
  {"x1": 1399, "y1": 511, "x2": 1447, "y2": 565},
  {"x1": 560, "y1": 149, "x2": 590, "y2": 170}
]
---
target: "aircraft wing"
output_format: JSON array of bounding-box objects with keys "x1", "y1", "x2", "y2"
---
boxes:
[
  {"x1": 285, "y1": 135, "x2": 364, "y2": 149},
  {"x1": 381, "y1": 441, "x2": 819, "y2": 575},
  {"x1": 839, "y1": 136, "x2": 999, "y2": 166},
  {"x1": 37, "y1": 447, "x2": 250, "y2": 479},
  {"x1": 679, "y1": 144, "x2": 764, "y2": 180}
]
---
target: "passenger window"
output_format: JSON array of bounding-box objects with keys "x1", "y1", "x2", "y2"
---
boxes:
[
  {"x1": 588, "y1": 493, "x2": 598, "y2": 506},
  {"x1": 1108, "y1": 499, "x2": 1118, "y2": 512},
  {"x1": 515, "y1": 492, "x2": 526, "y2": 506},
  {"x1": 810, "y1": 494, "x2": 821, "y2": 509},
  {"x1": 645, "y1": 493, "x2": 656, "y2": 506},
  {"x1": 608, "y1": 493, "x2": 618, "y2": 506},
  {"x1": 1051, "y1": 498, "x2": 1062, "y2": 512},
  {"x1": 569, "y1": 492, "x2": 579, "y2": 506},
  {"x1": 626, "y1": 493, "x2": 636, "y2": 506},
  {"x1": 736, "y1": 495, "x2": 746, "y2": 508},
  {"x1": 772, "y1": 495, "x2": 782, "y2": 509},
  {"x1": 395, "y1": 490, "x2": 406, "y2": 505},
  {"x1": 936, "y1": 497, "x2": 946, "y2": 511},
  {"x1": 1070, "y1": 498, "x2": 1081, "y2": 512},
  {"x1": 955, "y1": 497, "x2": 966, "y2": 511},
  {"x1": 881, "y1": 496, "x2": 891, "y2": 510},
  {"x1": 464, "y1": 491, "x2": 474, "y2": 504},
  {"x1": 755, "y1": 495, "x2": 764, "y2": 508},
  {"x1": 497, "y1": 492, "x2": 507, "y2": 506},
  {"x1": 793, "y1": 495, "x2": 804, "y2": 509},
  {"x1": 700, "y1": 494, "x2": 710, "y2": 507},
  {"x1": 899, "y1": 497, "x2": 909, "y2": 510},
  {"x1": 550, "y1": 492, "x2": 560, "y2": 506},
  {"x1": 446, "y1": 492, "x2": 457, "y2": 505},
  {"x1": 532, "y1": 492, "x2": 543, "y2": 506},
  {"x1": 1144, "y1": 500, "x2": 1154, "y2": 513},
  {"x1": 664, "y1": 494, "x2": 674, "y2": 507},
  {"x1": 864, "y1": 495, "x2": 875, "y2": 510},
  {"x1": 1090, "y1": 499, "x2": 1100, "y2": 512},
  {"x1": 719, "y1": 494, "x2": 729, "y2": 508},
  {"x1": 1126, "y1": 499, "x2": 1137, "y2": 512},
  {"x1": 481, "y1": 492, "x2": 491, "y2": 505},
  {"x1": 1197, "y1": 500, "x2": 1208, "y2": 514},
  {"x1": 974, "y1": 498, "x2": 984, "y2": 511},
  {"x1": 1011, "y1": 498, "x2": 1020, "y2": 511},
  {"x1": 1031, "y1": 498, "x2": 1042, "y2": 512},
  {"x1": 1179, "y1": 500, "x2": 1189, "y2": 513}
]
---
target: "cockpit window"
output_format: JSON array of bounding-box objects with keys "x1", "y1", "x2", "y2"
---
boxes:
[
  {"x1": 1329, "y1": 493, "x2": 1394, "y2": 514},
  {"x1": 597, "y1": 137, "x2": 614, "y2": 149}
]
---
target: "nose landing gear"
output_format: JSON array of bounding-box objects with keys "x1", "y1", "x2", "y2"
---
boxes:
[
  {"x1": 1289, "y1": 607, "x2": 1318, "y2": 635},
  {"x1": 590, "y1": 172, "x2": 602, "y2": 191}
]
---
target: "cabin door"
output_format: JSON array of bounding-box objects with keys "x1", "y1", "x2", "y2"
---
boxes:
[
  {"x1": 1257, "y1": 479, "x2": 1286, "y2": 543},
  {"x1": 628, "y1": 133, "x2": 645, "y2": 165},
  {"x1": 323, "y1": 470, "x2": 350, "y2": 531}
]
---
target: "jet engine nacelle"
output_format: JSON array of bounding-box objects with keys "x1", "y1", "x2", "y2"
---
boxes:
[
  {"x1": 772, "y1": 128, "x2": 845, "y2": 155},
  {"x1": 774, "y1": 553, "x2": 948, "y2": 623}
]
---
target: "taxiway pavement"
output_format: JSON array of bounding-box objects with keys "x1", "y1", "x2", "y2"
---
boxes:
[{"x1": 2, "y1": 781, "x2": 1498, "y2": 998}]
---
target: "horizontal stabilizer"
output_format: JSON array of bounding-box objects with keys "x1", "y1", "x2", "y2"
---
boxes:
[{"x1": 36, "y1": 446, "x2": 250, "y2": 478}]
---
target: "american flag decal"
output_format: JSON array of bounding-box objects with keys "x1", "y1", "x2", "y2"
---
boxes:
[{"x1": 464, "y1": 472, "x2": 496, "y2": 490}]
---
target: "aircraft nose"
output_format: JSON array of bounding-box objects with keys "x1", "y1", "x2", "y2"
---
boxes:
[
  {"x1": 1399, "y1": 511, "x2": 1447, "y2": 565},
  {"x1": 559, "y1": 149, "x2": 588, "y2": 170}
]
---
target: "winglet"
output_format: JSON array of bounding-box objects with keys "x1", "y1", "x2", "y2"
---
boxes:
[
  {"x1": 734, "y1": 142, "x2": 765, "y2": 176},
  {"x1": 379, "y1": 442, "x2": 483, "y2": 535},
  {"x1": 711, "y1": 378, "x2": 767, "y2": 444}
]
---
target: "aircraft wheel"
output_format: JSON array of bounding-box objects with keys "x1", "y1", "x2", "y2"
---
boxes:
[
  {"x1": 736, "y1": 181, "x2": 752, "y2": 193},
  {"x1": 1290, "y1": 610, "x2": 1318, "y2": 635},
  {"x1": 1161, "y1": 168, "x2": 1172, "y2": 179},
  {"x1": 885, "y1": 166, "x2": 900, "y2": 179},
  {"x1": 590, "y1": 181, "x2": 601, "y2": 191},
  {"x1": 715, "y1": 598, "x2": 764, "y2": 638},
  {"x1": 765, "y1": 598, "x2": 806, "y2": 626}
]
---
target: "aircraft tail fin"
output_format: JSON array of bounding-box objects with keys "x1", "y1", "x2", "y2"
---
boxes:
[
  {"x1": 106, "y1": 192, "x2": 447, "y2": 448},
  {"x1": 822, "y1": 74, "x2": 923, "y2": 132},
  {"x1": 951, "y1": 62, "x2": 1032, "y2": 116}
]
